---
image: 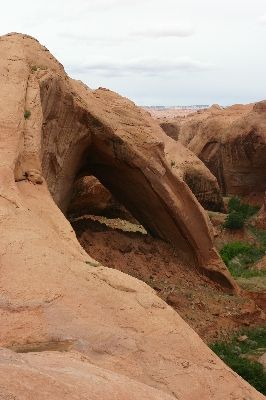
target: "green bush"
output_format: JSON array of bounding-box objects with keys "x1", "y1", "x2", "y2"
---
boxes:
[
  {"x1": 220, "y1": 241, "x2": 253, "y2": 266},
  {"x1": 219, "y1": 241, "x2": 264, "y2": 276},
  {"x1": 223, "y1": 197, "x2": 259, "y2": 230},
  {"x1": 85, "y1": 261, "x2": 102, "y2": 267},
  {"x1": 24, "y1": 110, "x2": 31, "y2": 119},
  {"x1": 241, "y1": 269, "x2": 266, "y2": 278},
  {"x1": 228, "y1": 196, "x2": 259, "y2": 218},
  {"x1": 223, "y1": 211, "x2": 245, "y2": 230},
  {"x1": 30, "y1": 65, "x2": 47, "y2": 72},
  {"x1": 228, "y1": 196, "x2": 242, "y2": 213},
  {"x1": 241, "y1": 203, "x2": 260, "y2": 218},
  {"x1": 210, "y1": 328, "x2": 266, "y2": 395}
]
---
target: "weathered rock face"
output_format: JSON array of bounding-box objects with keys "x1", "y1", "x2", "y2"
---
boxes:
[
  {"x1": 219, "y1": 102, "x2": 266, "y2": 196},
  {"x1": 9, "y1": 36, "x2": 227, "y2": 287},
  {"x1": 154, "y1": 123, "x2": 223, "y2": 211},
  {"x1": 161, "y1": 103, "x2": 266, "y2": 199},
  {"x1": 0, "y1": 348, "x2": 176, "y2": 400},
  {"x1": 159, "y1": 120, "x2": 181, "y2": 141},
  {"x1": 1, "y1": 32, "x2": 264, "y2": 399},
  {"x1": 68, "y1": 175, "x2": 136, "y2": 222}
]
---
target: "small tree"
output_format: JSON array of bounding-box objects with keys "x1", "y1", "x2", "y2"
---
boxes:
[
  {"x1": 228, "y1": 196, "x2": 259, "y2": 219},
  {"x1": 223, "y1": 211, "x2": 245, "y2": 230},
  {"x1": 228, "y1": 196, "x2": 241, "y2": 213}
]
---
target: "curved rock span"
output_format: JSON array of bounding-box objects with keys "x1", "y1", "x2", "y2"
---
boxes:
[
  {"x1": 2, "y1": 33, "x2": 232, "y2": 290},
  {"x1": 0, "y1": 33, "x2": 263, "y2": 399}
]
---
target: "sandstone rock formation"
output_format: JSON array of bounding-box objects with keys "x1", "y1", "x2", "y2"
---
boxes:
[
  {"x1": 68, "y1": 175, "x2": 136, "y2": 222},
  {"x1": 0, "y1": 32, "x2": 264, "y2": 399},
  {"x1": 158, "y1": 120, "x2": 181, "y2": 141},
  {"x1": 1, "y1": 32, "x2": 231, "y2": 288},
  {"x1": 159, "y1": 103, "x2": 266, "y2": 199},
  {"x1": 0, "y1": 348, "x2": 176, "y2": 400}
]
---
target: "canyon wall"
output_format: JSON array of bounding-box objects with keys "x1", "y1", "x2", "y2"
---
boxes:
[{"x1": 159, "y1": 103, "x2": 266, "y2": 198}]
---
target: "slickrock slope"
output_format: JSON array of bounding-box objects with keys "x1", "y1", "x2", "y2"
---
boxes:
[
  {"x1": 0, "y1": 348, "x2": 176, "y2": 400},
  {"x1": 0, "y1": 32, "x2": 264, "y2": 399},
  {"x1": 159, "y1": 103, "x2": 266, "y2": 198}
]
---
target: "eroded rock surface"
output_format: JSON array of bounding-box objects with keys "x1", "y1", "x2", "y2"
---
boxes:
[
  {"x1": 0, "y1": 348, "x2": 175, "y2": 400},
  {"x1": 0, "y1": 32, "x2": 263, "y2": 399},
  {"x1": 68, "y1": 175, "x2": 136, "y2": 222},
  {"x1": 160, "y1": 103, "x2": 266, "y2": 199},
  {"x1": 0, "y1": 32, "x2": 230, "y2": 288}
]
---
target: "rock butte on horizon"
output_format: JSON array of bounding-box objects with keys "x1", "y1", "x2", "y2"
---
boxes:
[{"x1": 0, "y1": 32, "x2": 264, "y2": 399}]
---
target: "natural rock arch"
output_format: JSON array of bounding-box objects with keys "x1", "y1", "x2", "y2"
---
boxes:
[
  {"x1": 0, "y1": 32, "x2": 236, "y2": 292},
  {"x1": 36, "y1": 72, "x2": 237, "y2": 292},
  {"x1": 4, "y1": 33, "x2": 266, "y2": 400}
]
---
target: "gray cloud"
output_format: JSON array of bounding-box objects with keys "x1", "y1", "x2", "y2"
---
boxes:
[
  {"x1": 132, "y1": 22, "x2": 195, "y2": 38},
  {"x1": 58, "y1": 32, "x2": 136, "y2": 46},
  {"x1": 68, "y1": 56, "x2": 213, "y2": 77}
]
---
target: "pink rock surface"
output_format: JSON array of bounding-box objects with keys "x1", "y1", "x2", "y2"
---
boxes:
[
  {"x1": 0, "y1": 32, "x2": 263, "y2": 399},
  {"x1": 0, "y1": 348, "x2": 175, "y2": 400}
]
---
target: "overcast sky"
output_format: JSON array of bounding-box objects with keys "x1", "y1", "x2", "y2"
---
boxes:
[{"x1": 1, "y1": 0, "x2": 266, "y2": 106}]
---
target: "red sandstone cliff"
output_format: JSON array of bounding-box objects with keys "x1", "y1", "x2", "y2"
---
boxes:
[
  {"x1": 159, "y1": 102, "x2": 266, "y2": 199},
  {"x1": 0, "y1": 33, "x2": 263, "y2": 399}
]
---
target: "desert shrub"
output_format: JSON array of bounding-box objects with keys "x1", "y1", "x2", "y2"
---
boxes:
[
  {"x1": 241, "y1": 269, "x2": 266, "y2": 278},
  {"x1": 223, "y1": 211, "x2": 245, "y2": 230},
  {"x1": 240, "y1": 203, "x2": 260, "y2": 219},
  {"x1": 210, "y1": 328, "x2": 266, "y2": 395},
  {"x1": 228, "y1": 196, "x2": 242, "y2": 213},
  {"x1": 219, "y1": 241, "x2": 264, "y2": 276},
  {"x1": 24, "y1": 110, "x2": 31, "y2": 119},
  {"x1": 223, "y1": 197, "x2": 259, "y2": 230},
  {"x1": 228, "y1": 196, "x2": 259, "y2": 218},
  {"x1": 85, "y1": 261, "x2": 101, "y2": 267},
  {"x1": 220, "y1": 241, "x2": 253, "y2": 267},
  {"x1": 30, "y1": 65, "x2": 47, "y2": 72}
]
